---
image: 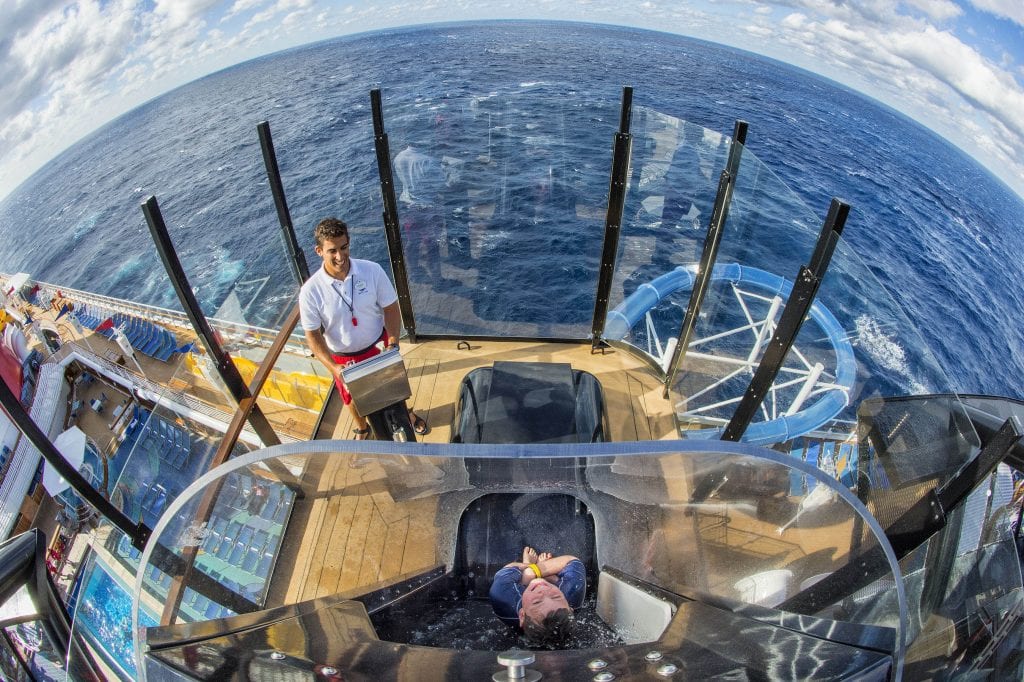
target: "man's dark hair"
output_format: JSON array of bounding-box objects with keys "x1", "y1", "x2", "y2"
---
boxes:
[
  {"x1": 314, "y1": 217, "x2": 349, "y2": 247},
  {"x1": 521, "y1": 608, "x2": 572, "y2": 648}
]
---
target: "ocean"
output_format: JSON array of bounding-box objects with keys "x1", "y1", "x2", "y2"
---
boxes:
[{"x1": 0, "y1": 20, "x2": 1021, "y2": 399}]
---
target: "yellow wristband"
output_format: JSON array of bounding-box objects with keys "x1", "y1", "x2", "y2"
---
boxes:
[{"x1": 528, "y1": 563, "x2": 542, "y2": 579}]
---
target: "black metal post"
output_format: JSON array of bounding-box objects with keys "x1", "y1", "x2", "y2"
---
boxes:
[
  {"x1": 0, "y1": 380, "x2": 151, "y2": 550},
  {"x1": 720, "y1": 198, "x2": 850, "y2": 441},
  {"x1": 662, "y1": 170, "x2": 732, "y2": 396},
  {"x1": 882, "y1": 415, "x2": 1021, "y2": 558},
  {"x1": 591, "y1": 86, "x2": 634, "y2": 350},
  {"x1": 808, "y1": 198, "x2": 849, "y2": 278},
  {"x1": 721, "y1": 266, "x2": 818, "y2": 441},
  {"x1": 141, "y1": 196, "x2": 281, "y2": 448},
  {"x1": 663, "y1": 120, "x2": 748, "y2": 396},
  {"x1": 257, "y1": 121, "x2": 310, "y2": 285},
  {"x1": 725, "y1": 120, "x2": 748, "y2": 177},
  {"x1": 370, "y1": 88, "x2": 417, "y2": 343}
]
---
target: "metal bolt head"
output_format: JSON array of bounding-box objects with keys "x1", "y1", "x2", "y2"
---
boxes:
[
  {"x1": 645, "y1": 651, "x2": 663, "y2": 662},
  {"x1": 320, "y1": 666, "x2": 339, "y2": 676},
  {"x1": 594, "y1": 672, "x2": 615, "y2": 682},
  {"x1": 587, "y1": 659, "x2": 608, "y2": 670},
  {"x1": 497, "y1": 650, "x2": 536, "y2": 667},
  {"x1": 494, "y1": 649, "x2": 541, "y2": 682},
  {"x1": 270, "y1": 651, "x2": 285, "y2": 661},
  {"x1": 657, "y1": 663, "x2": 678, "y2": 677}
]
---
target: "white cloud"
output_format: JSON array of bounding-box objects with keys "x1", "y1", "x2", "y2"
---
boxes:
[
  {"x1": 0, "y1": 1, "x2": 138, "y2": 139},
  {"x1": 903, "y1": 0, "x2": 962, "y2": 22},
  {"x1": 969, "y1": 0, "x2": 1024, "y2": 27},
  {"x1": 779, "y1": 12, "x2": 806, "y2": 29},
  {"x1": 225, "y1": 0, "x2": 269, "y2": 20},
  {"x1": 890, "y1": 27, "x2": 1024, "y2": 138},
  {"x1": 247, "y1": 0, "x2": 315, "y2": 27},
  {"x1": 152, "y1": 0, "x2": 222, "y2": 29},
  {"x1": 738, "y1": 0, "x2": 1024, "y2": 194}
]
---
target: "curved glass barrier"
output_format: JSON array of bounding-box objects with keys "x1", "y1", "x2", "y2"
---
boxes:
[
  {"x1": 132, "y1": 440, "x2": 908, "y2": 679},
  {"x1": 604, "y1": 101, "x2": 968, "y2": 450}
]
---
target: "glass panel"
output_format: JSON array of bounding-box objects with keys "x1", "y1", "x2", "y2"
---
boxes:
[
  {"x1": 249, "y1": 319, "x2": 331, "y2": 444},
  {"x1": 900, "y1": 464, "x2": 1024, "y2": 678},
  {"x1": 666, "y1": 143, "x2": 827, "y2": 439},
  {"x1": 0, "y1": 587, "x2": 64, "y2": 681},
  {"x1": 133, "y1": 440, "x2": 907, "y2": 676},
  {"x1": 606, "y1": 106, "x2": 730, "y2": 358},
  {"x1": 55, "y1": 128, "x2": 334, "y2": 680},
  {"x1": 383, "y1": 88, "x2": 617, "y2": 337},
  {"x1": 606, "y1": 104, "x2": 971, "y2": 456},
  {"x1": 2, "y1": 620, "x2": 64, "y2": 681},
  {"x1": 67, "y1": 536, "x2": 159, "y2": 680},
  {"x1": 61, "y1": 328, "x2": 250, "y2": 680}
]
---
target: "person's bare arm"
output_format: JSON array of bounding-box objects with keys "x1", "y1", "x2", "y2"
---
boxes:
[
  {"x1": 506, "y1": 555, "x2": 579, "y2": 584},
  {"x1": 305, "y1": 328, "x2": 342, "y2": 381},
  {"x1": 530, "y1": 555, "x2": 578, "y2": 580},
  {"x1": 383, "y1": 301, "x2": 402, "y2": 348}
]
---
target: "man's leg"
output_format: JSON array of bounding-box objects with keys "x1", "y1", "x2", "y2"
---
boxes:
[
  {"x1": 333, "y1": 368, "x2": 371, "y2": 439},
  {"x1": 348, "y1": 402, "x2": 370, "y2": 438}
]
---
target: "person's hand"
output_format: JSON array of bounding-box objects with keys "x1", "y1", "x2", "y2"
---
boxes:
[{"x1": 522, "y1": 546, "x2": 539, "y2": 564}]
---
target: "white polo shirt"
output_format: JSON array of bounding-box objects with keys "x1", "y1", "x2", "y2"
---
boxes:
[{"x1": 299, "y1": 258, "x2": 399, "y2": 354}]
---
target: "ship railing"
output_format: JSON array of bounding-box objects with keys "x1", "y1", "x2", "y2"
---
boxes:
[
  {"x1": 7, "y1": 274, "x2": 309, "y2": 358},
  {"x1": 46, "y1": 342, "x2": 290, "y2": 447}
]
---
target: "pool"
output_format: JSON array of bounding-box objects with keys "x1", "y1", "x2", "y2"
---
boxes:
[{"x1": 70, "y1": 550, "x2": 157, "y2": 680}]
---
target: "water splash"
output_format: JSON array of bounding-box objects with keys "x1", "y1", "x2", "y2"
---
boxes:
[{"x1": 853, "y1": 315, "x2": 927, "y2": 394}]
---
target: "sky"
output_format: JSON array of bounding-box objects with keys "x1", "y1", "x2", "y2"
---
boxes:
[{"x1": 0, "y1": 1, "x2": 1022, "y2": 201}]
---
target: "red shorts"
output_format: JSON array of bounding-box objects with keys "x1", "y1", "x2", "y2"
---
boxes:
[{"x1": 331, "y1": 330, "x2": 386, "y2": 405}]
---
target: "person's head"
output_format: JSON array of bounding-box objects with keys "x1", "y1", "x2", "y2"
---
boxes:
[
  {"x1": 313, "y1": 217, "x2": 349, "y2": 248},
  {"x1": 518, "y1": 579, "x2": 573, "y2": 646},
  {"x1": 313, "y1": 218, "x2": 351, "y2": 278}
]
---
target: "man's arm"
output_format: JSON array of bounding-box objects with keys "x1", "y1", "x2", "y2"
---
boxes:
[
  {"x1": 305, "y1": 328, "x2": 342, "y2": 382},
  {"x1": 383, "y1": 301, "x2": 402, "y2": 348},
  {"x1": 501, "y1": 555, "x2": 579, "y2": 585}
]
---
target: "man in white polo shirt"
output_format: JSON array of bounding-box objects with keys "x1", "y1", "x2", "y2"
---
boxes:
[{"x1": 299, "y1": 217, "x2": 427, "y2": 439}]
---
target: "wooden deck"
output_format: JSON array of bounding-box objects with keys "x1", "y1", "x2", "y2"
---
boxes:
[
  {"x1": 326, "y1": 338, "x2": 679, "y2": 444},
  {"x1": 270, "y1": 338, "x2": 679, "y2": 608},
  {"x1": 267, "y1": 339, "x2": 863, "y2": 614}
]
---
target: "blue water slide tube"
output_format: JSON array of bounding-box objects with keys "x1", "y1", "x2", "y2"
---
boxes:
[{"x1": 605, "y1": 263, "x2": 856, "y2": 445}]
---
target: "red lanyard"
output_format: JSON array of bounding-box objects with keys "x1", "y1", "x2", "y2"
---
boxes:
[{"x1": 336, "y1": 276, "x2": 358, "y2": 327}]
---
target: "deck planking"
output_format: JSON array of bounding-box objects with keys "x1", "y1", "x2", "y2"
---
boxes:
[{"x1": 273, "y1": 338, "x2": 678, "y2": 607}]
